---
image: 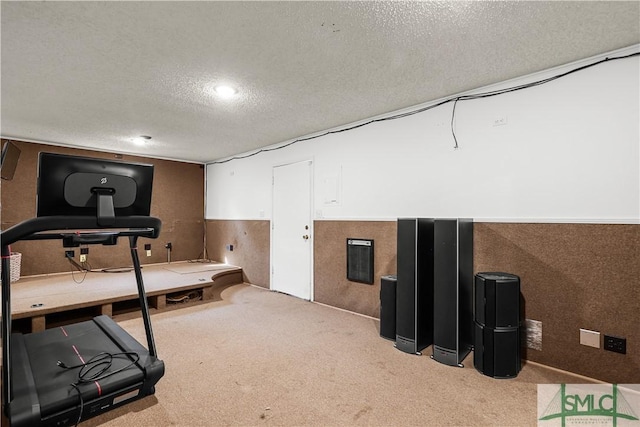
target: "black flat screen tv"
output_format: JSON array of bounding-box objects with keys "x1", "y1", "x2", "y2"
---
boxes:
[{"x1": 37, "y1": 152, "x2": 154, "y2": 223}]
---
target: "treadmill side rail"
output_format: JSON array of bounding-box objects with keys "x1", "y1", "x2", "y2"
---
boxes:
[
  {"x1": 7, "y1": 335, "x2": 41, "y2": 427},
  {"x1": 94, "y1": 315, "x2": 166, "y2": 392}
]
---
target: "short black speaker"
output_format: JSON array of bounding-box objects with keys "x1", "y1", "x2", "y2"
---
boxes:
[
  {"x1": 475, "y1": 272, "x2": 520, "y2": 328},
  {"x1": 474, "y1": 272, "x2": 521, "y2": 378},
  {"x1": 474, "y1": 323, "x2": 520, "y2": 378},
  {"x1": 1, "y1": 140, "x2": 21, "y2": 181},
  {"x1": 380, "y1": 275, "x2": 397, "y2": 341}
]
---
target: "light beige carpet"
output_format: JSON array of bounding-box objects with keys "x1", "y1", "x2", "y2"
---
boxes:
[{"x1": 81, "y1": 283, "x2": 591, "y2": 426}]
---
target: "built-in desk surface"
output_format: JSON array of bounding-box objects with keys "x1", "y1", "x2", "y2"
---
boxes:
[{"x1": 2, "y1": 261, "x2": 242, "y2": 332}]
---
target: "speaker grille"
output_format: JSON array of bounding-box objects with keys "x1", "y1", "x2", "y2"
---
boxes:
[{"x1": 347, "y1": 238, "x2": 374, "y2": 284}]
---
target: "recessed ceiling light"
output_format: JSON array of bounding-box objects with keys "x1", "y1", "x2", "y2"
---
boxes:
[
  {"x1": 133, "y1": 135, "x2": 152, "y2": 145},
  {"x1": 214, "y1": 85, "x2": 238, "y2": 98}
]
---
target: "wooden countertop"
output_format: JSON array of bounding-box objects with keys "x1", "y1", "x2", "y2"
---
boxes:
[{"x1": 2, "y1": 261, "x2": 241, "y2": 318}]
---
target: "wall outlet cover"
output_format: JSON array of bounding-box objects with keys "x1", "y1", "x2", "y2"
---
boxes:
[{"x1": 580, "y1": 328, "x2": 600, "y2": 348}]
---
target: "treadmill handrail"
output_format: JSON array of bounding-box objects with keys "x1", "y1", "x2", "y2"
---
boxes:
[
  {"x1": 1, "y1": 214, "x2": 162, "y2": 416},
  {"x1": 1, "y1": 216, "x2": 161, "y2": 246}
]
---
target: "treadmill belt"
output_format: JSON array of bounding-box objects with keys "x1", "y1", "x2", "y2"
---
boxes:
[
  {"x1": 8, "y1": 315, "x2": 164, "y2": 426},
  {"x1": 22, "y1": 319, "x2": 145, "y2": 418}
]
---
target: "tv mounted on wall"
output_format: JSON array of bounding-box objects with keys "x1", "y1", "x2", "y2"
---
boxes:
[{"x1": 37, "y1": 152, "x2": 154, "y2": 225}]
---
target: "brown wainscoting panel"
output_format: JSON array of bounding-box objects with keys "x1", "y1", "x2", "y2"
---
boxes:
[
  {"x1": 475, "y1": 222, "x2": 640, "y2": 384},
  {"x1": 205, "y1": 219, "x2": 270, "y2": 287},
  {"x1": 314, "y1": 220, "x2": 397, "y2": 319},
  {"x1": 1, "y1": 139, "x2": 205, "y2": 276},
  {"x1": 313, "y1": 220, "x2": 638, "y2": 383}
]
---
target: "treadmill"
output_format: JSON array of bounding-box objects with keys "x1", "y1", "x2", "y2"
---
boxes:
[{"x1": 1, "y1": 153, "x2": 165, "y2": 426}]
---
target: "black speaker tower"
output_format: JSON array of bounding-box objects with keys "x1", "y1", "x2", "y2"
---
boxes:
[
  {"x1": 474, "y1": 272, "x2": 522, "y2": 378},
  {"x1": 431, "y1": 218, "x2": 474, "y2": 367},
  {"x1": 395, "y1": 218, "x2": 434, "y2": 355}
]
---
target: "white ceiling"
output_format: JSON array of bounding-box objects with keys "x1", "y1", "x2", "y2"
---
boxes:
[{"x1": 2, "y1": 1, "x2": 639, "y2": 164}]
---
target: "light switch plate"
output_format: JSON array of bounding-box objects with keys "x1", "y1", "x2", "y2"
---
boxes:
[{"x1": 580, "y1": 328, "x2": 600, "y2": 348}]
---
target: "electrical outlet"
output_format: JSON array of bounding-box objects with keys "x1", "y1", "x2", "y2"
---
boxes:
[
  {"x1": 493, "y1": 116, "x2": 508, "y2": 127},
  {"x1": 79, "y1": 254, "x2": 87, "y2": 263},
  {"x1": 603, "y1": 335, "x2": 626, "y2": 354},
  {"x1": 65, "y1": 250, "x2": 75, "y2": 258},
  {"x1": 80, "y1": 248, "x2": 89, "y2": 255}
]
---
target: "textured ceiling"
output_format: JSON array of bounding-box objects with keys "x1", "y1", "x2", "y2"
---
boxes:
[{"x1": 2, "y1": 1, "x2": 639, "y2": 163}]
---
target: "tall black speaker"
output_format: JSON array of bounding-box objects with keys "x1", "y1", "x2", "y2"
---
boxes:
[
  {"x1": 432, "y1": 218, "x2": 474, "y2": 367},
  {"x1": 474, "y1": 272, "x2": 521, "y2": 378},
  {"x1": 395, "y1": 218, "x2": 434, "y2": 355},
  {"x1": 380, "y1": 275, "x2": 397, "y2": 341}
]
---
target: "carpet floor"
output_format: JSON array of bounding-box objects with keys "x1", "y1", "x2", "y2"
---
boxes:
[{"x1": 79, "y1": 283, "x2": 591, "y2": 426}]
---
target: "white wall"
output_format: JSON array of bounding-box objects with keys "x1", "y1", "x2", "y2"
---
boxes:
[{"x1": 206, "y1": 46, "x2": 640, "y2": 224}]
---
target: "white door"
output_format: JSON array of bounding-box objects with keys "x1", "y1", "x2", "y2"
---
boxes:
[{"x1": 271, "y1": 160, "x2": 312, "y2": 300}]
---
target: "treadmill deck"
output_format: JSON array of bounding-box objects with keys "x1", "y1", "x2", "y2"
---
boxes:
[{"x1": 9, "y1": 315, "x2": 164, "y2": 427}]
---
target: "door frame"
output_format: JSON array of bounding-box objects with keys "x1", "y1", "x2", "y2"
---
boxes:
[{"x1": 270, "y1": 158, "x2": 314, "y2": 301}]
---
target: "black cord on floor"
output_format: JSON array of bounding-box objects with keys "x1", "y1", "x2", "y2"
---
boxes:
[{"x1": 98, "y1": 266, "x2": 134, "y2": 273}]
